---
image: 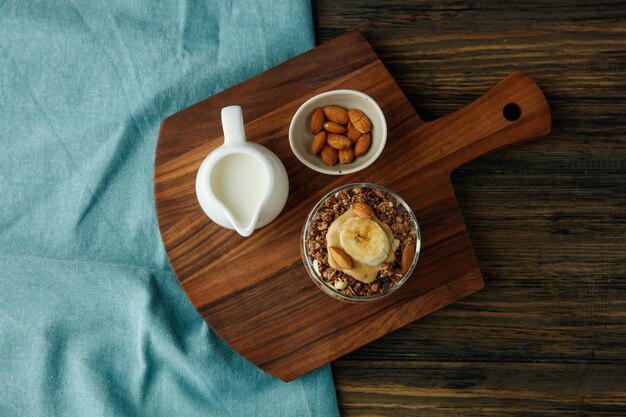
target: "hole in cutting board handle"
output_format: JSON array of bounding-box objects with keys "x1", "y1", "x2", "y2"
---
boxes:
[{"x1": 503, "y1": 103, "x2": 521, "y2": 121}]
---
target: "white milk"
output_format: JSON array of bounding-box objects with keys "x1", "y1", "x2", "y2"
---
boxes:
[{"x1": 210, "y1": 153, "x2": 269, "y2": 226}]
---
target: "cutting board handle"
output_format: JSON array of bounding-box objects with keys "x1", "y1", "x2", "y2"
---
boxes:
[{"x1": 424, "y1": 71, "x2": 551, "y2": 173}]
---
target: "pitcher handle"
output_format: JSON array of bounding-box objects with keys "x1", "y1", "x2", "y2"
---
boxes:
[{"x1": 221, "y1": 105, "x2": 247, "y2": 146}]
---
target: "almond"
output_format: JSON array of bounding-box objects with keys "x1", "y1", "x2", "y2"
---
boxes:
[
  {"x1": 320, "y1": 144, "x2": 338, "y2": 166},
  {"x1": 353, "y1": 133, "x2": 371, "y2": 156},
  {"x1": 310, "y1": 107, "x2": 324, "y2": 134},
  {"x1": 353, "y1": 202, "x2": 375, "y2": 219},
  {"x1": 348, "y1": 109, "x2": 372, "y2": 133},
  {"x1": 326, "y1": 134, "x2": 351, "y2": 150},
  {"x1": 323, "y1": 106, "x2": 349, "y2": 124},
  {"x1": 329, "y1": 246, "x2": 353, "y2": 269},
  {"x1": 354, "y1": 116, "x2": 372, "y2": 134},
  {"x1": 401, "y1": 241, "x2": 416, "y2": 272},
  {"x1": 347, "y1": 122, "x2": 361, "y2": 143},
  {"x1": 348, "y1": 109, "x2": 364, "y2": 123},
  {"x1": 323, "y1": 122, "x2": 347, "y2": 134},
  {"x1": 310, "y1": 131, "x2": 326, "y2": 154},
  {"x1": 338, "y1": 147, "x2": 354, "y2": 164}
]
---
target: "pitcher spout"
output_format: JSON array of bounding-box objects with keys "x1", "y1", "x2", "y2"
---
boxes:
[
  {"x1": 232, "y1": 220, "x2": 257, "y2": 237},
  {"x1": 228, "y1": 202, "x2": 263, "y2": 237}
]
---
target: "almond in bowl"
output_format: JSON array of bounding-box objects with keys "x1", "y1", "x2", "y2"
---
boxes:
[
  {"x1": 308, "y1": 106, "x2": 373, "y2": 166},
  {"x1": 288, "y1": 90, "x2": 387, "y2": 175},
  {"x1": 302, "y1": 183, "x2": 420, "y2": 302}
]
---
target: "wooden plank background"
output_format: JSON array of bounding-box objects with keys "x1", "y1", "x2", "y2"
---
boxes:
[{"x1": 312, "y1": 1, "x2": 626, "y2": 415}]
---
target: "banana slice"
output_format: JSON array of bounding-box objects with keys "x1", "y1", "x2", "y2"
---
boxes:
[{"x1": 339, "y1": 217, "x2": 390, "y2": 266}]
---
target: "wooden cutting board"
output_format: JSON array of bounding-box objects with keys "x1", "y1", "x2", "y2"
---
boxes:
[{"x1": 154, "y1": 30, "x2": 551, "y2": 381}]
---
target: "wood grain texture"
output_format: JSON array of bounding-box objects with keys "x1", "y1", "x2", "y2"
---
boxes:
[
  {"x1": 312, "y1": 0, "x2": 626, "y2": 415},
  {"x1": 334, "y1": 361, "x2": 626, "y2": 416},
  {"x1": 155, "y1": 31, "x2": 549, "y2": 381}
]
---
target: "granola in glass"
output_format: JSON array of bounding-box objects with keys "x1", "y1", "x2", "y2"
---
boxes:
[{"x1": 305, "y1": 185, "x2": 418, "y2": 297}]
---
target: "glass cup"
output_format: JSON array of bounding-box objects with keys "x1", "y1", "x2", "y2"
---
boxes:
[{"x1": 301, "y1": 183, "x2": 421, "y2": 303}]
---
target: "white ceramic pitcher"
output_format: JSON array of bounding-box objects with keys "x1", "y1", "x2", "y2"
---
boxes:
[{"x1": 195, "y1": 106, "x2": 289, "y2": 237}]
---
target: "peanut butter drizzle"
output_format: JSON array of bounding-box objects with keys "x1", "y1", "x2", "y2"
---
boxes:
[{"x1": 326, "y1": 208, "x2": 396, "y2": 283}]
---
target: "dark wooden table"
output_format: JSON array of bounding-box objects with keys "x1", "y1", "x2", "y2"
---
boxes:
[{"x1": 313, "y1": 1, "x2": 626, "y2": 415}]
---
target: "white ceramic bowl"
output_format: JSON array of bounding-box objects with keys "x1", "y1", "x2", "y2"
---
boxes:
[{"x1": 288, "y1": 90, "x2": 387, "y2": 175}]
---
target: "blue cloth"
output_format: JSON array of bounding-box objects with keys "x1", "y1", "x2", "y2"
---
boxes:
[{"x1": 0, "y1": 1, "x2": 339, "y2": 416}]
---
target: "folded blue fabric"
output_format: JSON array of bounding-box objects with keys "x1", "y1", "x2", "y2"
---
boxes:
[{"x1": 0, "y1": 1, "x2": 339, "y2": 416}]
